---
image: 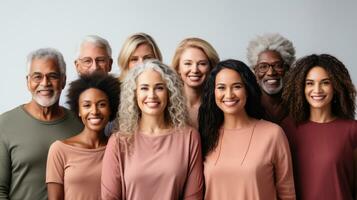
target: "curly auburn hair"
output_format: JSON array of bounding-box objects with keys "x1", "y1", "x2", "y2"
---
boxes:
[
  {"x1": 67, "y1": 73, "x2": 120, "y2": 121},
  {"x1": 282, "y1": 54, "x2": 356, "y2": 124},
  {"x1": 198, "y1": 59, "x2": 263, "y2": 158},
  {"x1": 118, "y1": 59, "x2": 188, "y2": 135}
]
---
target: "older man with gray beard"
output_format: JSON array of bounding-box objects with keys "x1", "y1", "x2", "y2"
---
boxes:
[
  {"x1": 0, "y1": 48, "x2": 83, "y2": 200},
  {"x1": 247, "y1": 33, "x2": 296, "y2": 124}
]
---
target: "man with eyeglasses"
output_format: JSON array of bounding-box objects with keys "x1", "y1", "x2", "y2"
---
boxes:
[
  {"x1": 247, "y1": 33, "x2": 296, "y2": 124},
  {"x1": 0, "y1": 48, "x2": 83, "y2": 199},
  {"x1": 75, "y1": 35, "x2": 113, "y2": 75}
]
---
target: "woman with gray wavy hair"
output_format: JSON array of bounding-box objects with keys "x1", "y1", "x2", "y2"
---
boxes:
[
  {"x1": 246, "y1": 33, "x2": 296, "y2": 124},
  {"x1": 101, "y1": 59, "x2": 203, "y2": 200}
]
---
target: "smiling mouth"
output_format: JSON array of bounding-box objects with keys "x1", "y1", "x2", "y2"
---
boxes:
[
  {"x1": 88, "y1": 117, "x2": 103, "y2": 125},
  {"x1": 36, "y1": 90, "x2": 54, "y2": 96},
  {"x1": 145, "y1": 102, "x2": 160, "y2": 108},
  {"x1": 188, "y1": 75, "x2": 202, "y2": 81},
  {"x1": 311, "y1": 95, "x2": 326, "y2": 101},
  {"x1": 223, "y1": 100, "x2": 239, "y2": 106},
  {"x1": 264, "y1": 79, "x2": 280, "y2": 84}
]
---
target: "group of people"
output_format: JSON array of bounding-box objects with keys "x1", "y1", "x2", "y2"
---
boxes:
[{"x1": 0, "y1": 32, "x2": 356, "y2": 200}]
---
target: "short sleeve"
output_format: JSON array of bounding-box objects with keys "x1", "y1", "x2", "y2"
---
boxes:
[
  {"x1": 183, "y1": 128, "x2": 203, "y2": 200},
  {"x1": 0, "y1": 133, "x2": 10, "y2": 199},
  {"x1": 101, "y1": 135, "x2": 123, "y2": 200},
  {"x1": 273, "y1": 126, "x2": 296, "y2": 200},
  {"x1": 46, "y1": 141, "x2": 65, "y2": 184}
]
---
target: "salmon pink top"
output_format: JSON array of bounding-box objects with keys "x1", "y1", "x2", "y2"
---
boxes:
[
  {"x1": 204, "y1": 119, "x2": 295, "y2": 200},
  {"x1": 101, "y1": 126, "x2": 203, "y2": 200},
  {"x1": 46, "y1": 140, "x2": 105, "y2": 200}
]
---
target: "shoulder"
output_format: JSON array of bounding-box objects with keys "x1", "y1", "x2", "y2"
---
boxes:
[
  {"x1": 48, "y1": 140, "x2": 68, "y2": 158},
  {"x1": 177, "y1": 126, "x2": 200, "y2": 140},
  {"x1": 255, "y1": 119, "x2": 286, "y2": 141},
  {"x1": 0, "y1": 105, "x2": 24, "y2": 123}
]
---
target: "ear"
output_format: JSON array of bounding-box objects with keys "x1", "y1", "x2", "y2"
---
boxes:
[
  {"x1": 75, "y1": 60, "x2": 81, "y2": 74},
  {"x1": 26, "y1": 75, "x2": 31, "y2": 91},
  {"x1": 108, "y1": 58, "x2": 113, "y2": 72},
  {"x1": 61, "y1": 75, "x2": 66, "y2": 89}
]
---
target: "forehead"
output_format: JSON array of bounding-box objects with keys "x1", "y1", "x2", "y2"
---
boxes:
[
  {"x1": 133, "y1": 43, "x2": 154, "y2": 55},
  {"x1": 137, "y1": 69, "x2": 164, "y2": 84},
  {"x1": 79, "y1": 42, "x2": 108, "y2": 57},
  {"x1": 306, "y1": 66, "x2": 330, "y2": 79},
  {"x1": 216, "y1": 68, "x2": 242, "y2": 83},
  {"x1": 79, "y1": 88, "x2": 108, "y2": 101},
  {"x1": 257, "y1": 50, "x2": 282, "y2": 63},
  {"x1": 29, "y1": 58, "x2": 60, "y2": 74},
  {"x1": 181, "y1": 47, "x2": 207, "y2": 60}
]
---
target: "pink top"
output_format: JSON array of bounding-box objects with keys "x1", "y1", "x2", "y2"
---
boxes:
[
  {"x1": 101, "y1": 126, "x2": 203, "y2": 200},
  {"x1": 46, "y1": 140, "x2": 105, "y2": 200},
  {"x1": 204, "y1": 120, "x2": 295, "y2": 200}
]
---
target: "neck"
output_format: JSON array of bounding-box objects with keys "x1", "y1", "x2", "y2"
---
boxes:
[
  {"x1": 78, "y1": 128, "x2": 107, "y2": 148},
  {"x1": 261, "y1": 91, "x2": 282, "y2": 106},
  {"x1": 184, "y1": 85, "x2": 202, "y2": 107},
  {"x1": 139, "y1": 114, "x2": 170, "y2": 136},
  {"x1": 24, "y1": 100, "x2": 64, "y2": 121},
  {"x1": 223, "y1": 110, "x2": 254, "y2": 129},
  {"x1": 309, "y1": 106, "x2": 335, "y2": 123}
]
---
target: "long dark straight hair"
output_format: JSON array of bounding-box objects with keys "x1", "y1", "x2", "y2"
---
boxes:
[{"x1": 198, "y1": 59, "x2": 263, "y2": 158}]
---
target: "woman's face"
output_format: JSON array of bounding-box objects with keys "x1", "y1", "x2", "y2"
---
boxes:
[
  {"x1": 128, "y1": 43, "x2": 155, "y2": 69},
  {"x1": 78, "y1": 88, "x2": 111, "y2": 133},
  {"x1": 215, "y1": 68, "x2": 247, "y2": 116},
  {"x1": 305, "y1": 66, "x2": 334, "y2": 112},
  {"x1": 136, "y1": 69, "x2": 168, "y2": 118},
  {"x1": 178, "y1": 47, "x2": 210, "y2": 89}
]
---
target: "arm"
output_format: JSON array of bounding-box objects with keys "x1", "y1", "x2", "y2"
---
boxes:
[
  {"x1": 183, "y1": 129, "x2": 204, "y2": 200},
  {"x1": 101, "y1": 135, "x2": 122, "y2": 200},
  {"x1": 0, "y1": 134, "x2": 10, "y2": 199},
  {"x1": 46, "y1": 142, "x2": 65, "y2": 200},
  {"x1": 47, "y1": 183, "x2": 64, "y2": 200},
  {"x1": 273, "y1": 128, "x2": 296, "y2": 200}
]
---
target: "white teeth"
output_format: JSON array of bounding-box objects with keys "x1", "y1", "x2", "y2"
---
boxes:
[
  {"x1": 189, "y1": 76, "x2": 201, "y2": 81},
  {"x1": 266, "y1": 80, "x2": 278, "y2": 84},
  {"x1": 89, "y1": 118, "x2": 102, "y2": 124},
  {"x1": 38, "y1": 90, "x2": 53, "y2": 95},
  {"x1": 311, "y1": 96, "x2": 325, "y2": 100},
  {"x1": 223, "y1": 100, "x2": 238, "y2": 106},
  {"x1": 146, "y1": 102, "x2": 159, "y2": 107}
]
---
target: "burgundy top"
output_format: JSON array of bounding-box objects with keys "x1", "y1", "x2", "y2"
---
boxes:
[{"x1": 282, "y1": 118, "x2": 357, "y2": 200}]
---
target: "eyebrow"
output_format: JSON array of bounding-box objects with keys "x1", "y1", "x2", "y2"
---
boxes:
[
  {"x1": 139, "y1": 83, "x2": 165, "y2": 86},
  {"x1": 216, "y1": 82, "x2": 243, "y2": 85},
  {"x1": 305, "y1": 78, "x2": 330, "y2": 81}
]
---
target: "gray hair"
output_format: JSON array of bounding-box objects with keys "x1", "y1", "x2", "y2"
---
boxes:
[
  {"x1": 27, "y1": 48, "x2": 66, "y2": 75},
  {"x1": 247, "y1": 33, "x2": 296, "y2": 68},
  {"x1": 77, "y1": 35, "x2": 112, "y2": 58},
  {"x1": 118, "y1": 59, "x2": 188, "y2": 135}
]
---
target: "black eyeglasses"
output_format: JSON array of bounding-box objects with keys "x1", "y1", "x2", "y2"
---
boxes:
[
  {"x1": 28, "y1": 72, "x2": 61, "y2": 83},
  {"x1": 255, "y1": 61, "x2": 286, "y2": 73}
]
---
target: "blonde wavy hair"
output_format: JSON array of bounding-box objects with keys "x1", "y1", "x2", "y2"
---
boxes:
[
  {"x1": 171, "y1": 37, "x2": 219, "y2": 73},
  {"x1": 118, "y1": 33, "x2": 162, "y2": 81},
  {"x1": 118, "y1": 59, "x2": 188, "y2": 135}
]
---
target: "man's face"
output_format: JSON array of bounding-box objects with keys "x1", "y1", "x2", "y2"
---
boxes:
[
  {"x1": 254, "y1": 50, "x2": 287, "y2": 95},
  {"x1": 75, "y1": 42, "x2": 112, "y2": 75},
  {"x1": 27, "y1": 58, "x2": 65, "y2": 107}
]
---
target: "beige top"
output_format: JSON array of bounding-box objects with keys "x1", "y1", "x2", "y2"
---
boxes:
[
  {"x1": 101, "y1": 126, "x2": 203, "y2": 200},
  {"x1": 46, "y1": 140, "x2": 106, "y2": 200},
  {"x1": 204, "y1": 120, "x2": 295, "y2": 200}
]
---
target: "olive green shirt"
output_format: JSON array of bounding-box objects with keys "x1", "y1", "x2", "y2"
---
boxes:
[{"x1": 0, "y1": 105, "x2": 83, "y2": 200}]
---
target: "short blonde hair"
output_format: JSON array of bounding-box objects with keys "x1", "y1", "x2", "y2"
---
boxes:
[
  {"x1": 118, "y1": 33, "x2": 162, "y2": 80},
  {"x1": 118, "y1": 59, "x2": 188, "y2": 135},
  {"x1": 171, "y1": 37, "x2": 219, "y2": 73}
]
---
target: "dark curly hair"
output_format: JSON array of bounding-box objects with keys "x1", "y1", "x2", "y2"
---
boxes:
[
  {"x1": 282, "y1": 54, "x2": 356, "y2": 124},
  {"x1": 198, "y1": 59, "x2": 263, "y2": 158},
  {"x1": 67, "y1": 73, "x2": 120, "y2": 121}
]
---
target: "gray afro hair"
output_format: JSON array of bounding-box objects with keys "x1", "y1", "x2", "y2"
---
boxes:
[{"x1": 247, "y1": 33, "x2": 296, "y2": 68}]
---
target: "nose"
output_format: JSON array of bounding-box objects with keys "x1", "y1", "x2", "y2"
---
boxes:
[
  {"x1": 91, "y1": 104, "x2": 99, "y2": 115},
  {"x1": 40, "y1": 75, "x2": 51, "y2": 86},
  {"x1": 266, "y1": 65, "x2": 277, "y2": 76},
  {"x1": 225, "y1": 88, "x2": 234, "y2": 98},
  {"x1": 313, "y1": 83, "x2": 322, "y2": 93},
  {"x1": 148, "y1": 88, "x2": 157, "y2": 99}
]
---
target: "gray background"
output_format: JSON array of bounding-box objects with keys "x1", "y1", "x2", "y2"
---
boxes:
[{"x1": 1, "y1": 0, "x2": 356, "y2": 114}]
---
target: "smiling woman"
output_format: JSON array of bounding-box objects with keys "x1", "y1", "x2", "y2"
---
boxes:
[
  {"x1": 282, "y1": 54, "x2": 357, "y2": 200},
  {"x1": 46, "y1": 73, "x2": 120, "y2": 200},
  {"x1": 199, "y1": 59, "x2": 295, "y2": 200},
  {"x1": 101, "y1": 59, "x2": 203, "y2": 200}
]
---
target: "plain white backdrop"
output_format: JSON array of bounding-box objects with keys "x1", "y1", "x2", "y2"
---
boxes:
[{"x1": 0, "y1": 0, "x2": 356, "y2": 114}]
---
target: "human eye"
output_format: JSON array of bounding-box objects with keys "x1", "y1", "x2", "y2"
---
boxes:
[
  {"x1": 130, "y1": 57, "x2": 138, "y2": 62},
  {"x1": 48, "y1": 73, "x2": 60, "y2": 81},
  {"x1": 216, "y1": 85, "x2": 225, "y2": 90},
  {"x1": 305, "y1": 81, "x2": 313, "y2": 86},
  {"x1": 183, "y1": 61, "x2": 192, "y2": 66},
  {"x1": 144, "y1": 55, "x2": 155, "y2": 60},
  {"x1": 156, "y1": 85, "x2": 165, "y2": 91},
  {"x1": 31, "y1": 74, "x2": 43, "y2": 82},
  {"x1": 140, "y1": 86, "x2": 148, "y2": 91},
  {"x1": 98, "y1": 101, "x2": 108, "y2": 108},
  {"x1": 233, "y1": 84, "x2": 243, "y2": 89},
  {"x1": 199, "y1": 61, "x2": 209, "y2": 66},
  {"x1": 322, "y1": 80, "x2": 331, "y2": 85}
]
